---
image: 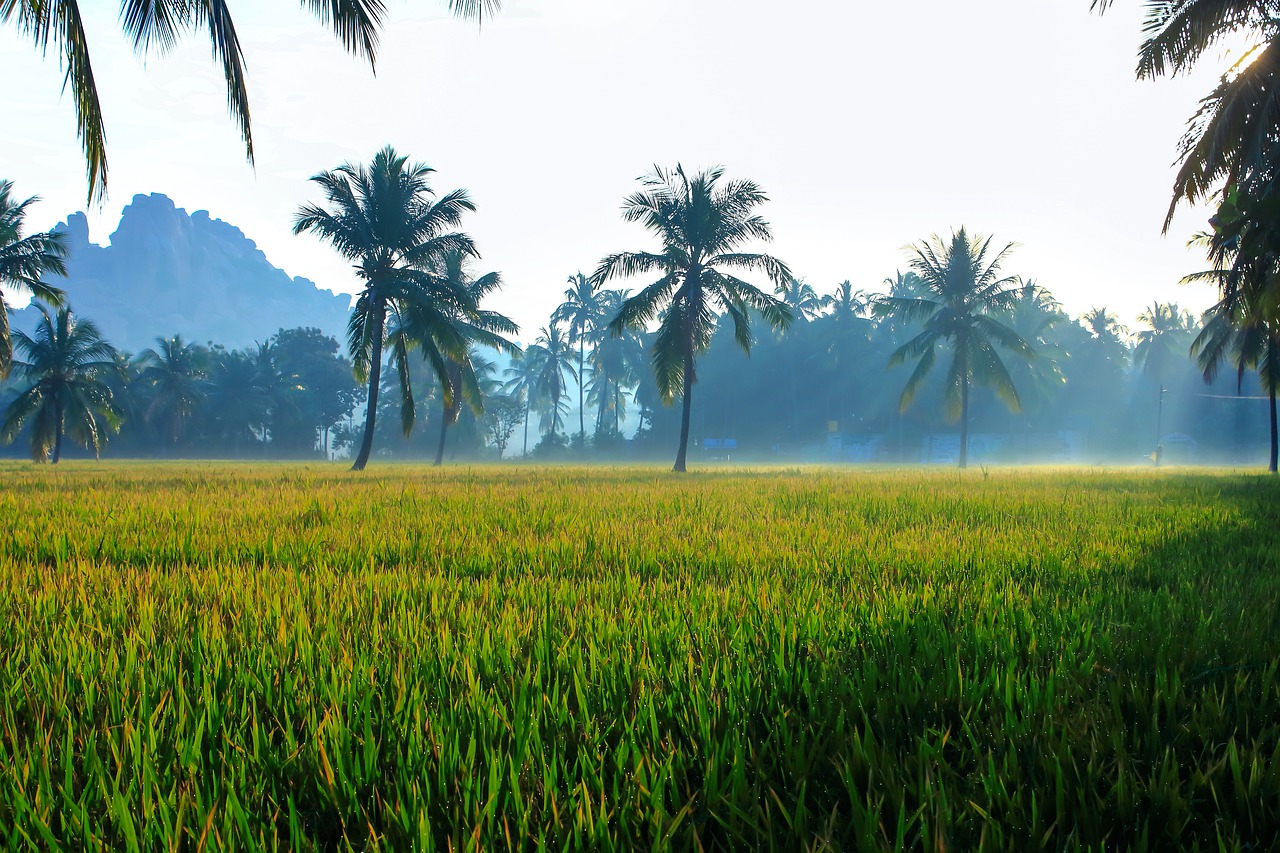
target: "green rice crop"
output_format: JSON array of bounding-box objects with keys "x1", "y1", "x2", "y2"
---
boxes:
[{"x1": 0, "y1": 463, "x2": 1277, "y2": 850}]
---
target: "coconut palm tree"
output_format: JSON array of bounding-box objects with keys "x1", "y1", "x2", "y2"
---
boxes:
[
  {"x1": 775, "y1": 277, "x2": 825, "y2": 326},
  {"x1": 1192, "y1": 293, "x2": 1280, "y2": 472},
  {"x1": 588, "y1": 289, "x2": 644, "y2": 439},
  {"x1": 293, "y1": 146, "x2": 479, "y2": 471},
  {"x1": 874, "y1": 227, "x2": 1034, "y2": 469},
  {"x1": 522, "y1": 324, "x2": 576, "y2": 442},
  {"x1": 0, "y1": 180, "x2": 66, "y2": 377},
  {"x1": 389, "y1": 250, "x2": 517, "y2": 466},
  {"x1": 1092, "y1": 1, "x2": 1280, "y2": 229},
  {"x1": 502, "y1": 349, "x2": 542, "y2": 457},
  {"x1": 140, "y1": 335, "x2": 208, "y2": 450},
  {"x1": 205, "y1": 347, "x2": 271, "y2": 456},
  {"x1": 1134, "y1": 302, "x2": 1199, "y2": 382},
  {"x1": 551, "y1": 272, "x2": 606, "y2": 447},
  {"x1": 821, "y1": 280, "x2": 872, "y2": 323},
  {"x1": 592, "y1": 164, "x2": 793, "y2": 472},
  {"x1": 4, "y1": 1, "x2": 501, "y2": 203},
  {"x1": 1, "y1": 304, "x2": 120, "y2": 462}
]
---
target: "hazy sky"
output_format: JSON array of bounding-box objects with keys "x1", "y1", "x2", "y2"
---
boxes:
[{"x1": 0, "y1": 1, "x2": 1246, "y2": 341}]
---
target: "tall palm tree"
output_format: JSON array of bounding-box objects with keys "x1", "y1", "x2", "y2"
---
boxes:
[
  {"x1": 0, "y1": 180, "x2": 66, "y2": 377},
  {"x1": 1, "y1": 304, "x2": 120, "y2": 462},
  {"x1": 588, "y1": 288, "x2": 644, "y2": 438},
  {"x1": 3, "y1": 1, "x2": 501, "y2": 203},
  {"x1": 524, "y1": 324, "x2": 576, "y2": 442},
  {"x1": 293, "y1": 146, "x2": 479, "y2": 471},
  {"x1": 140, "y1": 335, "x2": 208, "y2": 450},
  {"x1": 874, "y1": 228, "x2": 1034, "y2": 469},
  {"x1": 551, "y1": 272, "x2": 606, "y2": 447},
  {"x1": 502, "y1": 349, "x2": 541, "y2": 457},
  {"x1": 1082, "y1": 307, "x2": 1129, "y2": 343},
  {"x1": 390, "y1": 250, "x2": 517, "y2": 466},
  {"x1": 592, "y1": 164, "x2": 793, "y2": 472}
]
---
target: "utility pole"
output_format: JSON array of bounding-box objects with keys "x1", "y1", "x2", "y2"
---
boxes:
[{"x1": 1155, "y1": 385, "x2": 1166, "y2": 467}]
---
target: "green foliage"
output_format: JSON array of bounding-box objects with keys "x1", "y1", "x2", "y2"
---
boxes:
[
  {"x1": 0, "y1": 465, "x2": 1276, "y2": 849},
  {"x1": 0, "y1": 180, "x2": 66, "y2": 378}
]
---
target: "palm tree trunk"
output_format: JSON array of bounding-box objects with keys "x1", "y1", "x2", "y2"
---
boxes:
[
  {"x1": 614, "y1": 386, "x2": 620, "y2": 435},
  {"x1": 579, "y1": 340, "x2": 586, "y2": 447},
  {"x1": 352, "y1": 301, "x2": 386, "y2": 472},
  {"x1": 434, "y1": 403, "x2": 450, "y2": 467},
  {"x1": 52, "y1": 399, "x2": 64, "y2": 464},
  {"x1": 1269, "y1": 385, "x2": 1277, "y2": 474},
  {"x1": 522, "y1": 403, "x2": 529, "y2": 457},
  {"x1": 959, "y1": 373, "x2": 970, "y2": 470},
  {"x1": 673, "y1": 335, "x2": 694, "y2": 473}
]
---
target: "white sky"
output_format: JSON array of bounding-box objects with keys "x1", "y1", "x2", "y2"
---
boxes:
[{"x1": 0, "y1": 0, "x2": 1247, "y2": 341}]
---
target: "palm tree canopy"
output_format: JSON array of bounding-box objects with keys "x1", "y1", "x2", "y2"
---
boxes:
[
  {"x1": 0, "y1": 180, "x2": 67, "y2": 378},
  {"x1": 294, "y1": 146, "x2": 479, "y2": 384},
  {"x1": 593, "y1": 164, "x2": 793, "y2": 403},
  {"x1": 874, "y1": 227, "x2": 1034, "y2": 419},
  {"x1": 1093, "y1": 0, "x2": 1280, "y2": 227},
  {"x1": 1, "y1": 303, "x2": 121, "y2": 460},
  {"x1": 3, "y1": 1, "x2": 502, "y2": 203}
]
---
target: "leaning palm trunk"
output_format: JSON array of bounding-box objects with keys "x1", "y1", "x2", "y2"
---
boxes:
[
  {"x1": 673, "y1": 333, "x2": 694, "y2": 473},
  {"x1": 434, "y1": 398, "x2": 460, "y2": 467},
  {"x1": 579, "y1": 341, "x2": 586, "y2": 447},
  {"x1": 352, "y1": 302, "x2": 386, "y2": 472},
  {"x1": 522, "y1": 403, "x2": 530, "y2": 457}
]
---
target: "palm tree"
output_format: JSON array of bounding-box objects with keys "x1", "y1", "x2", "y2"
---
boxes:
[
  {"x1": 4, "y1": 1, "x2": 501, "y2": 203},
  {"x1": 1, "y1": 304, "x2": 120, "y2": 462},
  {"x1": 776, "y1": 277, "x2": 824, "y2": 324},
  {"x1": 524, "y1": 324, "x2": 577, "y2": 443},
  {"x1": 1082, "y1": 307, "x2": 1129, "y2": 343},
  {"x1": 205, "y1": 347, "x2": 271, "y2": 456},
  {"x1": 0, "y1": 180, "x2": 66, "y2": 377},
  {"x1": 592, "y1": 164, "x2": 793, "y2": 472},
  {"x1": 1134, "y1": 302, "x2": 1198, "y2": 383},
  {"x1": 1192, "y1": 294, "x2": 1280, "y2": 472},
  {"x1": 1092, "y1": 1, "x2": 1280, "y2": 229},
  {"x1": 293, "y1": 146, "x2": 479, "y2": 471},
  {"x1": 874, "y1": 228, "x2": 1034, "y2": 469},
  {"x1": 821, "y1": 280, "x2": 872, "y2": 324},
  {"x1": 588, "y1": 289, "x2": 645, "y2": 438},
  {"x1": 551, "y1": 272, "x2": 606, "y2": 447},
  {"x1": 390, "y1": 250, "x2": 517, "y2": 466},
  {"x1": 502, "y1": 349, "x2": 542, "y2": 457},
  {"x1": 140, "y1": 335, "x2": 208, "y2": 450}
]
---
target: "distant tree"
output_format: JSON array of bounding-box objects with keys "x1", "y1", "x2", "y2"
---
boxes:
[
  {"x1": 1134, "y1": 302, "x2": 1199, "y2": 384},
  {"x1": 0, "y1": 180, "x2": 66, "y2": 378},
  {"x1": 874, "y1": 228, "x2": 1034, "y2": 469},
  {"x1": 593, "y1": 164, "x2": 793, "y2": 472},
  {"x1": 776, "y1": 277, "x2": 824, "y2": 324},
  {"x1": 269, "y1": 327, "x2": 363, "y2": 456},
  {"x1": 821, "y1": 280, "x2": 872, "y2": 323},
  {"x1": 482, "y1": 391, "x2": 524, "y2": 458},
  {"x1": 524, "y1": 324, "x2": 576, "y2": 441},
  {"x1": 1, "y1": 305, "x2": 119, "y2": 462},
  {"x1": 205, "y1": 346, "x2": 270, "y2": 455},
  {"x1": 551, "y1": 272, "x2": 607, "y2": 448},
  {"x1": 588, "y1": 288, "x2": 645, "y2": 439},
  {"x1": 294, "y1": 146, "x2": 479, "y2": 470},
  {"x1": 5, "y1": 1, "x2": 501, "y2": 203},
  {"x1": 140, "y1": 335, "x2": 208, "y2": 450},
  {"x1": 502, "y1": 350, "x2": 541, "y2": 457}
]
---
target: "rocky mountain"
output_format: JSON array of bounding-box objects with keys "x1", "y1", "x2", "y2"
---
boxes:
[{"x1": 10, "y1": 194, "x2": 352, "y2": 354}]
